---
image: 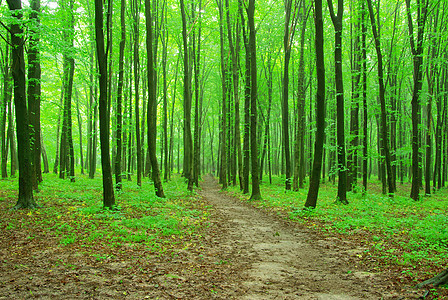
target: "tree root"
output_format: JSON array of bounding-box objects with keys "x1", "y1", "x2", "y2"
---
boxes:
[{"x1": 415, "y1": 269, "x2": 448, "y2": 289}]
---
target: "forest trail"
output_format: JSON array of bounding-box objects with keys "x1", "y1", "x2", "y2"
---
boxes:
[{"x1": 199, "y1": 174, "x2": 396, "y2": 299}]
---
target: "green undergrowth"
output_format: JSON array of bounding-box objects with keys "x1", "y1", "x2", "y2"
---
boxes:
[
  {"x1": 228, "y1": 176, "x2": 448, "y2": 278},
  {"x1": 1, "y1": 173, "x2": 208, "y2": 257}
]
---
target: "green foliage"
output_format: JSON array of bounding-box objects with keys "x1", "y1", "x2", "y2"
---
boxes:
[{"x1": 0, "y1": 173, "x2": 209, "y2": 257}]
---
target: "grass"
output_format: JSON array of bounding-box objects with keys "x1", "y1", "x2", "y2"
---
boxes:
[
  {"x1": 227, "y1": 175, "x2": 448, "y2": 286},
  {"x1": 0, "y1": 173, "x2": 209, "y2": 258}
]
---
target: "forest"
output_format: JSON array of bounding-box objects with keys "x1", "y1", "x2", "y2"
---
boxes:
[{"x1": 1, "y1": 0, "x2": 448, "y2": 298}]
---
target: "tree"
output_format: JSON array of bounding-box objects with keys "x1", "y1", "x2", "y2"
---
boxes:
[
  {"x1": 406, "y1": 0, "x2": 429, "y2": 200},
  {"x1": 94, "y1": 0, "x2": 115, "y2": 208},
  {"x1": 366, "y1": 0, "x2": 394, "y2": 195},
  {"x1": 304, "y1": 0, "x2": 325, "y2": 209},
  {"x1": 7, "y1": 0, "x2": 38, "y2": 209},
  {"x1": 328, "y1": 0, "x2": 348, "y2": 204},
  {"x1": 146, "y1": 0, "x2": 165, "y2": 197},
  {"x1": 59, "y1": 0, "x2": 76, "y2": 183},
  {"x1": 27, "y1": 0, "x2": 42, "y2": 187},
  {"x1": 114, "y1": 0, "x2": 126, "y2": 190},
  {"x1": 247, "y1": 0, "x2": 261, "y2": 200},
  {"x1": 132, "y1": 0, "x2": 142, "y2": 187},
  {"x1": 281, "y1": 0, "x2": 297, "y2": 191}
]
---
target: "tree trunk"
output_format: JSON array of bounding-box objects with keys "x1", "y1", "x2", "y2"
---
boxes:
[
  {"x1": 27, "y1": 0, "x2": 42, "y2": 187},
  {"x1": 94, "y1": 0, "x2": 116, "y2": 208},
  {"x1": 406, "y1": 0, "x2": 428, "y2": 201},
  {"x1": 293, "y1": 4, "x2": 308, "y2": 191},
  {"x1": 328, "y1": 0, "x2": 348, "y2": 204},
  {"x1": 304, "y1": 0, "x2": 325, "y2": 209},
  {"x1": 132, "y1": 0, "x2": 142, "y2": 187},
  {"x1": 247, "y1": 0, "x2": 261, "y2": 200},
  {"x1": 217, "y1": 0, "x2": 228, "y2": 189},
  {"x1": 193, "y1": 0, "x2": 202, "y2": 187},
  {"x1": 367, "y1": 0, "x2": 394, "y2": 195},
  {"x1": 180, "y1": 0, "x2": 194, "y2": 191},
  {"x1": 114, "y1": 0, "x2": 125, "y2": 190},
  {"x1": 362, "y1": 0, "x2": 368, "y2": 193},
  {"x1": 7, "y1": 0, "x2": 38, "y2": 209},
  {"x1": 146, "y1": 0, "x2": 165, "y2": 197}
]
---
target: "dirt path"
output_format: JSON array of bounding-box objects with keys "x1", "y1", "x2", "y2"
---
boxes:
[{"x1": 199, "y1": 174, "x2": 395, "y2": 299}]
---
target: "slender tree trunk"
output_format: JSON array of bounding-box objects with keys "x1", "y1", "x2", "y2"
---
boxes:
[
  {"x1": 305, "y1": 0, "x2": 325, "y2": 209},
  {"x1": 180, "y1": 0, "x2": 194, "y2": 190},
  {"x1": 115, "y1": 0, "x2": 125, "y2": 190},
  {"x1": 406, "y1": 0, "x2": 428, "y2": 201},
  {"x1": 94, "y1": 0, "x2": 116, "y2": 208},
  {"x1": 367, "y1": 0, "x2": 394, "y2": 195},
  {"x1": 193, "y1": 0, "x2": 202, "y2": 187},
  {"x1": 282, "y1": 0, "x2": 296, "y2": 191},
  {"x1": 247, "y1": 0, "x2": 261, "y2": 200},
  {"x1": 328, "y1": 0, "x2": 348, "y2": 204},
  {"x1": 146, "y1": 0, "x2": 165, "y2": 197},
  {"x1": 75, "y1": 91, "x2": 84, "y2": 175},
  {"x1": 217, "y1": 0, "x2": 227, "y2": 189},
  {"x1": 362, "y1": 0, "x2": 368, "y2": 193},
  {"x1": 162, "y1": 2, "x2": 169, "y2": 182}
]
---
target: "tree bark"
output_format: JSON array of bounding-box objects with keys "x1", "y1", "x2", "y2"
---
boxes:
[
  {"x1": 7, "y1": 0, "x2": 38, "y2": 209},
  {"x1": 146, "y1": 0, "x2": 165, "y2": 197},
  {"x1": 247, "y1": 0, "x2": 261, "y2": 200},
  {"x1": 27, "y1": 0, "x2": 42, "y2": 187},
  {"x1": 367, "y1": 0, "x2": 394, "y2": 195},
  {"x1": 114, "y1": 0, "x2": 125, "y2": 190},
  {"x1": 328, "y1": 0, "x2": 348, "y2": 204},
  {"x1": 304, "y1": 0, "x2": 325, "y2": 209},
  {"x1": 406, "y1": 0, "x2": 428, "y2": 201},
  {"x1": 94, "y1": 0, "x2": 116, "y2": 208}
]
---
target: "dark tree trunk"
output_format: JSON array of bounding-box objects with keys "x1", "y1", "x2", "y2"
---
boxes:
[
  {"x1": 305, "y1": 0, "x2": 325, "y2": 209},
  {"x1": 406, "y1": 0, "x2": 428, "y2": 201},
  {"x1": 247, "y1": 0, "x2": 261, "y2": 200},
  {"x1": 282, "y1": 0, "x2": 296, "y2": 190},
  {"x1": 132, "y1": 0, "x2": 142, "y2": 187},
  {"x1": 146, "y1": 0, "x2": 165, "y2": 197},
  {"x1": 293, "y1": 4, "x2": 308, "y2": 191},
  {"x1": 75, "y1": 91, "x2": 84, "y2": 175},
  {"x1": 260, "y1": 57, "x2": 273, "y2": 184},
  {"x1": 217, "y1": 0, "x2": 227, "y2": 189},
  {"x1": 115, "y1": 0, "x2": 125, "y2": 190},
  {"x1": 180, "y1": 0, "x2": 194, "y2": 191},
  {"x1": 94, "y1": 0, "x2": 115, "y2": 208},
  {"x1": 367, "y1": 0, "x2": 394, "y2": 195},
  {"x1": 41, "y1": 133, "x2": 49, "y2": 173},
  {"x1": 193, "y1": 0, "x2": 202, "y2": 187},
  {"x1": 7, "y1": 0, "x2": 38, "y2": 209},
  {"x1": 162, "y1": 2, "x2": 169, "y2": 182},
  {"x1": 362, "y1": 0, "x2": 368, "y2": 193},
  {"x1": 225, "y1": 0, "x2": 242, "y2": 189},
  {"x1": 238, "y1": 0, "x2": 250, "y2": 194},
  {"x1": 27, "y1": 0, "x2": 42, "y2": 187},
  {"x1": 328, "y1": 0, "x2": 348, "y2": 204}
]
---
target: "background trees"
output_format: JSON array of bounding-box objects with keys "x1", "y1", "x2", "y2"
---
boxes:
[{"x1": 1, "y1": 0, "x2": 448, "y2": 208}]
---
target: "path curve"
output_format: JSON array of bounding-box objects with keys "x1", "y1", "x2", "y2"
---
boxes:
[{"x1": 199, "y1": 174, "x2": 394, "y2": 299}]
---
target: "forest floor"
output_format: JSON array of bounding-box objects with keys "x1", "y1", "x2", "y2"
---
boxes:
[{"x1": 0, "y1": 174, "x2": 445, "y2": 299}]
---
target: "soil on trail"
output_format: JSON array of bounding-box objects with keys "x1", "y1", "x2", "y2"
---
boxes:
[{"x1": 199, "y1": 175, "x2": 398, "y2": 299}]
